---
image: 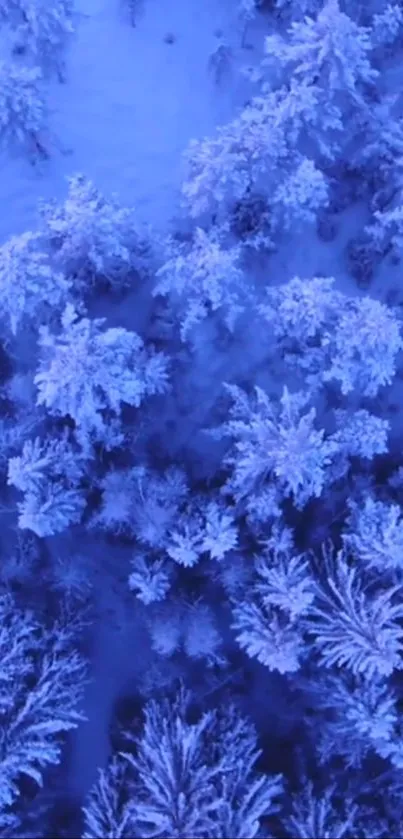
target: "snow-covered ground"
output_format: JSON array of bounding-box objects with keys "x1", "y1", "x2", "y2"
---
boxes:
[{"x1": 0, "y1": 0, "x2": 263, "y2": 242}]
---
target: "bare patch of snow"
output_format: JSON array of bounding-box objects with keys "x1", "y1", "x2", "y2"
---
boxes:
[{"x1": 0, "y1": 0, "x2": 262, "y2": 242}]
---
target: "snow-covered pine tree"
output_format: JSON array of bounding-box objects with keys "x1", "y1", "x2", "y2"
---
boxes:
[
  {"x1": 371, "y1": 3, "x2": 403, "y2": 50},
  {"x1": 271, "y1": 157, "x2": 329, "y2": 230},
  {"x1": 154, "y1": 227, "x2": 248, "y2": 340},
  {"x1": 0, "y1": 594, "x2": 86, "y2": 821},
  {"x1": 7, "y1": 433, "x2": 87, "y2": 537},
  {"x1": 34, "y1": 304, "x2": 169, "y2": 449},
  {"x1": 39, "y1": 174, "x2": 153, "y2": 293},
  {"x1": 331, "y1": 408, "x2": 389, "y2": 462},
  {"x1": 8, "y1": 434, "x2": 84, "y2": 496},
  {"x1": 259, "y1": 275, "x2": 402, "y2": 396},
  {"x1": 259, "y1": 275, "x2": 342, "y2": 349},
  {"x1": 93, "y1": 465, "x2": 187, "y2": 542},
  {"x1": 82, "y1": 757, "x2": 135, "y2": 839},
  {"x1": 268, "y1": 78, "x2": 345, "y2": 162},
  {"x1": 323, "y1": 295, "x2": 403, "y2": 396},
  {"x1": 264, "y1": 0, "x2": 377, "y2": 118},
  {"x1": 344, "y1": 497, "x2": 403, "y2": 573},
  {"x1": 366, "y1": 202, "x2": 403, "y2": 260},
  {"x1": 301, "y1": 670, "x2": 400, "y2": 768},
  {"x1": 232, "y1": 527, "x2": 313, "y2": 673},
  {"x1": 183, "y1": 77, "x2": 334, "y2": 225},
  {"x1": 212, "y1": 383, "x2": 338, "y2": 511},
  {"x1": 0, "y1": 231, "x2": 71, "y2": 335},
  {"x1": 165, "y1": 504, "x2": 206, "y2": 568},
  {"x1": 83, "y1": 692, "x2": 283, "y2": 838},
  {"x1": 181, "y1": 600, "x2": 225, "y2": 665},
  {"x1": 0, "y1": 61, "x2": 47, "y2": 157},
  {"x1": 305, "y1": 545, "x2": 403, "y2": 679},
  {"x1": 283, "y1": 782, "x2": 360, "y2": 839},
  {"x1": 128, "y1": 552, "x2": 173, "y2": 605},
  {"x1": 182, "y1": 88, "x2": 290, "y2": 219},
  {"x1": 199, "y1": 499, "x2": 239, "y2": 561},
  {"x1": 120, "y1": 689, "x2": 283, "y2": 838},
  {"x1": 352, "y1": 95, "x2": 403, "y2": 200},
  {"x1": 11, "y1": 0, "x2": 75, "y2": 82}
]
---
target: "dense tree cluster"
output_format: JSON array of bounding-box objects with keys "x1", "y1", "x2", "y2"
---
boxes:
[{"x1": 1, "y1": 0, "x2": 403, "y2": 836}]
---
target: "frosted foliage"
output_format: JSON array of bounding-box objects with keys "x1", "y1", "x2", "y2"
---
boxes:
[
  {"x1": 148, "y1": 604, "x2": 182, "y2": 657},
  {"x1": 8, "y1": 434, "x2": 83, "y2": 496},
  {"x1": 215, "y1": 384, "x2": 336, "y2": 509},
  {"x1": 93, "y1": 469, "x2": 136, "y2": 535},
  {"x1": 183, "y1": 602, "x2": 223, "y2": 664},
  {"x1": 0, "y1": 62, "x2": 45, "y2": 152},
  {"x1": 324, "y1": 297, "x2": 402, "y2": 396},
  {"x1": 166, "y1": 497, "x2": 238, "y2": 565},
  {"x1": 8, "y1": 435, "x2": 86, "y2": 537},
  {"x1": 272, "y1": 158, "x2": 329, "y2": 229},
  {"x1": 260, "y1": 277, "x2": 402, "y2": 397},
  {"x1": 367, "y1": 204, "x2": 403, "y2": 259},
  {"x1": 16, "y1": 482, "x2": 85, "y2": 537},
  {"x1": 82, "y1": 758, "x2": 135, "y2": 839},
  {"x1": 306, "y1": 549, "x2": 403, "y2": 678},
  {"x1": 262, "y1": 79, "x2": 343, "y2": 161},
  {"x1": 95, "y1": 466, "x2": 187, "y2": 542},
  {"x1": 204, "y1": 709, "x2": 283, "y2": 839},
  {"x1": 305, "y1": 674, "x2": 398, "y2": 768},
  {"x1": 332, "y1": 410, "x2": 389, "y2": 460},
  {"x1": 182, "y1": 82, "x2": 332, "y2": 222},
  {"x1": 0, "y1": 415, "x2": 40, "y2": 475},
  {"x1": 182, "y1": 92, "x2": 289, "y2": 218},
  {"x1": 274, "y1": 0, "x2": 322, "y2": 18},
  {"x1": 50, "y1": 551, "x2": 93, "y2": 602},
  {"x1": 200, "y1": 501, "x2": 238, "y2": 560},
  {"x1": 124, "y1": 695, "x2": 220, "y2": 838},
  {"x1": 232, "y1": 529, "x2": 312, "y2": 673},
  {"x1": 123, "y1": 691, "x2": 283, "y2": 839},
  {"x1": 166, "y1": 511, "x2": 205, "y2": 567},
  {"x1": 34, "y1": 305, "x2": 169, "y2": 443},
  {"x1": 315, "y1": 674, "x2": 399, "y2": 765},
  {"x1": 155, "y1": 228, "x2": 247, "y2": 339},
  {"x1": 166, "y1": 501, "x2": 237, "y2": 567},
  {"x1": 12, "y1": 0, "x2": 74, "y2": 80},
  {"x1": 40, "y1": 175, "x2": 150, "y2": 289},
  {"x1": 265, "y1": 0, "x2": 377, "y2": 102},
  {"x1": 0, "y1": 595, "x2": 86, "y2": 815},
  {"x1": 256, "y1": 549, "x2": 314, "y2": 619},
  {"x1": 345, "y1": 498, "x2": 403, "y2": 572},
  {"x1": 372, "y1": 4, "x2": 403, "y2": 47},
  {"x1": 129, "y1": 467, "x2": 188, "y2": 548},
  {"x1": 128, "y1": 553, "x2": 172, "y2": 605},
  {"x1": 0, "y1": 597, "x2": 36, "y2": 717},
  {"x1": 148, "y1": 599, "x2": 223, "y2": 664},
  {"x1": 259, "y1": 275, "x2": 341, "y2": 345},
  {"x1": 0, "y1": 232, "x2": 70, "y2": 335},
  {"x1": 284, "y1": 784, "x2": 358, "y2": 839},
  {"x1": 354, "y1": 99, "x2": 403, "y2": 189},
  {"x1": 233, "y1": 600, "x2": 304, "y2": 673},
  {"x1": 245, "y1": 484, "x2": 282, "y2": 528}
]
